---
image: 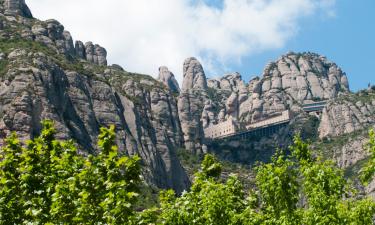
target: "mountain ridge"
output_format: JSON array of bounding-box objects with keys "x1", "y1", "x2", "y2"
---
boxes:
[{"x1": 0, "y1": 0, "x2": 374, "y2": 196}]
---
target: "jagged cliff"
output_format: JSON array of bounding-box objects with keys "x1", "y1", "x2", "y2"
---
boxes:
[
  {"x1": 0, "y1": 0, "x2": 189, "y2": 193},
  {"x1": 1, "y1": 0, "x2": 374, "y2": 195},
  {"x1": 316, "y1": 88, "x2": 375, "y2": 197},
  {"x1": 319, "y1": 90, "x2": 375, "y2": 138},
  {"x1": 175, "y1": 51, "x2": 349, "y2": 154}
]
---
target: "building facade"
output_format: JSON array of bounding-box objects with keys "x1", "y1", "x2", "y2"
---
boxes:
[
  {"x1": 246, "y1": 110, "x2": 291, "y2": 130},
  {"x1": 204, "y1": 110, "x2": 292, "y2": 140},
  {"x1": 204, "y1": 117, "x2": 238, "y2": 139}
]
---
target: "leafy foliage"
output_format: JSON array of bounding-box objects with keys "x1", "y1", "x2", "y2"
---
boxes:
[
  {"x1": 0, "y1": 133, "x2": 23, "y2": 223},
  {"x1": 151, "y1": 135, "x2": 375, "y2": 225},
  {"x1": 255, "y1": 151, "x2": 300, "y2": 224},
  {"x1": 0, "y1": 121, "x2": 141, "y2": 224},
  {"x1": 158, "y1": 154, "x2": 248, "y2": 225},
  {"x1": 0, "y1": 122, "x2": 374, "y2": 224},
  {"x1": 360, "y1": 129, "x2": 375, "y2": 185}
]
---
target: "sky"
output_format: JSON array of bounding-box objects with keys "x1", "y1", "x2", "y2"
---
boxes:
[{"x1": 26, "y1": 0, "x2": 375, "y2": 91}]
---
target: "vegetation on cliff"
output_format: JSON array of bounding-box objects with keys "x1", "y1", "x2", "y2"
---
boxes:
[{"x1": 0, "y1": 122, "x2": 374, "y2": 224}]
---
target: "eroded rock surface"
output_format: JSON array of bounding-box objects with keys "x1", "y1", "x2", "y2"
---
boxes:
[
  {"x1": 0, "y1": 3, "x2": 189, "y2": 193},
  {"x1": 1, "y1": 0, "x2": 374, "y2": 197},
  {"x1": 181, "y1": 57, "x2": 207, "y2": 91},
  {"x1": 4, "y1": 0, "x2": 32, "y2": 18},
  {"x1": 158, "y1": 66, "x2": 180, "y2": 93},
  {"x1": 85, "y1": 42, "x2": 107, "y2": 66},
  {"x1": 319, "y1": 91, "x2": 375, "y2": 138},
  {"x1": 178, "y1": 58, "x2": 208, "y2": 154}
]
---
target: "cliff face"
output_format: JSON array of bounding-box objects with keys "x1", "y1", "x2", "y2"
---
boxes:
[
  {"x1": 3, "y1": 0, "x2": 32, "y2": 18},
  {"x1": 314, "y1": 90, "x2": 375, "y2": 197},
  {"x1": 245, "y1": 52, "x2": 348, "y2": 119},
  {"x1": 158, "y1": 66, "x2": 180, "y2": 94},
  {"x1": 1, "y1": 0, "x2": 374, "y2": 195},
  {"x1": 176, "y1": 52, "x2": 350, "y2": 154},
  {"x1": 0, "y1": 0, "x2": 189, "y2": 193},
  {"x1": 177, "y1": 57, "x2": 208, "y2": 154},
  {"x1": 319, "y1": 91, "x2": 375, "y2": 138},
  {"x1": 209, "y1": 52, "x2": 349, "y2": 125}
]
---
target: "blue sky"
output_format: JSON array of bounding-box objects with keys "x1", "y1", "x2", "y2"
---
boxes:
[
  {"x1": 28, "y1": 0, "x2": 374, "y2": 91},
  {"x1": 231, "y1": 0, "x2": 375, "y2": 91}
]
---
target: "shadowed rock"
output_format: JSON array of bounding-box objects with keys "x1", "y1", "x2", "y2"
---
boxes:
[
  {"x1": 4, "y1": 0, "x2": 33, "y2": 18},
  {"x1": 85, "y1": 42, "x2": 107, "y2": 66},
  {"x1": 75, "y1": 41, "x2": 86, "y2": 59},
  {"x1": 158, "y1": 66, "x2": 180, "y2": 93}
]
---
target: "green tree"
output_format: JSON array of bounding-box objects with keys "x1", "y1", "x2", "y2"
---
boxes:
[
  {"x1": 19, "y1": 120, "x2": 62, "y2": 224},
  {"x1": 0, "y1": 121, "x2": 141, "y2": 224},
  {"x1": 338, "y1": 198, "x2": 375, "y2": 225},
  {"x1": 49, "y1": 140, "x2": 84, "y2": 223},
  {"x1": 158, "y1": 154, "x2": 248, "y2": 225},
  {"x1": 1, "y1": 122, "x2": 375, "y2": 224},
  {"x1": 255, "y1": 151, "x2": 301, "y2": 224},
  {"x1": 73, "y1": 125, "x2": 141, "y2": 224},
  {"x1": 360, "y1": 129, "x2": 375, "y2": 185},
  {"x1": 291, "y1": 135, "x2": 374, "y2": 225},
  {"x1": 155, "y1": 135, "x2": 375, "y2": 225},
  {"x1": 0, "y1": 133, "x2": 24, "y2": 224},
  {"x1": 300, "y1": 159, "x2": 347, "y2": 224}
]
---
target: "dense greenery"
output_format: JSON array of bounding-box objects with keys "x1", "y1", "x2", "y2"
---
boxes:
[
  {"x1": 0, "y1": 121, "x2": 140, "y2": 224},
  {"x1": 360, "y1": 129, "x2": 375, "y2": 185},
  {"x1": 0, "y1": 122, "x2": 374, "y2": 224},
  {"x1": 151, "y1": 135, "x2": 375, "y2": 225}
]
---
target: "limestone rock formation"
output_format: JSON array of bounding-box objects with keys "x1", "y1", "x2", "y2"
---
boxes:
[
  {"x1": 321, "y1": 126, "x2": 375, "y2": 198},
  {"x1": 2, "y1": 0, "x2": 374, "y2": 197},
  {"x1": 312, "y1": 90, "x2": 375, "y2": 197},
  {"x1": 181, "y1": 57, "x2": 207, "y2": 91},
  {"x1": 319, "y1": 91, "x2": 375, "y2": 138},
  {"x1": 85, "y1": 42, "x2": 107, "y2": 66},
  {"x1": 178, "y1": 57, "x2": 208, "y2": 153},
  {"x1": 158, "y1": 66, "x2": 180, "y2": 93},
  {"x1": 75, "y1": 40, "x2": 86, "y2": 59},
  {"x1": 246, "y1": 52, "x2": 349, "y2": 119},
  {"x1": 3, "y1": 0, "x2": 32, "y2": 18},
  {"x1": 0, "y1": 2, "x2": 189, "y2": 192},
  {"x1": 207, "y1": 73, "x2": 249, "y2": 121},
  {"x1": 204, "y1": 52, "x2": 350, "y2": 126},
  {"x1": 208, "y1": 72, "x2": 246, "y2": 92},
  {"x1": 264, "y1": 52, "x2": 349, "y2": 100},
  {"x1": 177, "y1": 52, "x2": 351, "y2": 156}
]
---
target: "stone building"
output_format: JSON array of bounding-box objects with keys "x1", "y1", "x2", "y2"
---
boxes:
[
  {"x1": 246, "y1": 110, "x2": 291, "y2": 130},
  {"x1": 204, "y1": 117, "x2": 238, "y2": 139},
  {"x1": 302, "y1": 100, "x2": 327, "y2": 117}
]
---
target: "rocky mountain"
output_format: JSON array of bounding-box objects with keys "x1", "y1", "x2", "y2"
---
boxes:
[
  {"x1": 315, "y1": 89, "x2": 375, "y2": 197},
  {"x1": 177, "y1": 57, "x2": 209, "y2": 154},
  {"x1": 0, "y1": 0, "x2": 189, "y2": 193},
  {"x1": 319, "y1": 90, "x2": 375, "y2": 138},
  {"x1": 157, "y1": 66, "x2": 180, "y2": 94},
  {"x1": 0, "y1": 0, "x2": 374, "y2": 195},
  {"x1": 175, "y1": 51, "x2": 350, "y2": 154},
  {"x1": 3, "y1": 0, "x2": 32, "y2": 18}
]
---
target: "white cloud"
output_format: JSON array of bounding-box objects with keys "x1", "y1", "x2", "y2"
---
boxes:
[{"x1": 26, "y1": 0, "x2": 336, "y2": 84}]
